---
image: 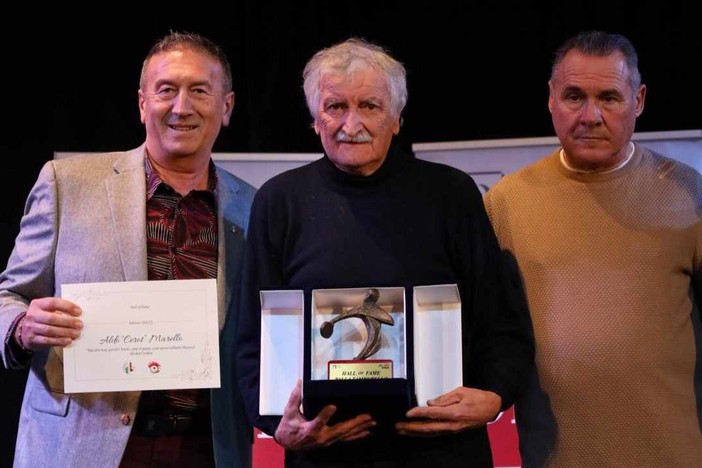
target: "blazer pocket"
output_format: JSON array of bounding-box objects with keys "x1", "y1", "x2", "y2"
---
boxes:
[
  {"x1": 27, "y1": 381, "x2": 70, "y2": 417},
  {"x1": 27, "y1": 349, "x2": 70, "y2": 417}
]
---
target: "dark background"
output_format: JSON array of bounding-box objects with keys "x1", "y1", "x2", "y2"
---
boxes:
[{"x1": 1, "y1": 2, "x2": 700, "y2": 464}]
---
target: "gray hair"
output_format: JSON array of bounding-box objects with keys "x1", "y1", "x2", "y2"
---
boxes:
[
  {"x1": 551, "y1": 30, "x2": 641, "y2": 91},
  {"x1": 302, "y1": 37, "x2": 408, "y2": 120},
  {"x1": 139, "y1": 31, "x2": 233, "y2": 93}
]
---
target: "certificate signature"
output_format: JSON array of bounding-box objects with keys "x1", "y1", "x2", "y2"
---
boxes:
[{"x1": 62, "y1": 279, "x2": 220, "y2": 393}]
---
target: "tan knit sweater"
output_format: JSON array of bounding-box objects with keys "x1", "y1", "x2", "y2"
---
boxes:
[{"x1": 484, "y1": 145, "x2": 702, "y2": 468}]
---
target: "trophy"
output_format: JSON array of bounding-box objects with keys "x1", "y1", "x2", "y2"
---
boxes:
[
  {"x1": 303, "y1": 286, "x2": 411, "y2": 427},
  {"x1": 258, "y1": 284, "x2": 462, "y2": 428},
  {"x1": 320, "y1": 288, "x2": 393, "y2": 356},
  {"x1": 319, "y1": 288, "x2": 395, "y2": 368},
  {"x1": 320, "y1": 288, "x2": 395, "y2": 379}
]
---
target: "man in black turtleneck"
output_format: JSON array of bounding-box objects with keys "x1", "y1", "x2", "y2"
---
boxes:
[{"x1": 235, "y1": 37, "x2": 534, "y2": 468}]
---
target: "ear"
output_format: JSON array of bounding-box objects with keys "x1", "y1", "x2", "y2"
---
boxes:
[
  {"x1": 392, "y1": 116, "x2": 401, "y2": 135},
  {"x1": 634, "y1": 84, "x2": 646, "y2": 117},
  {"x1": 138, "y1": 89, "x2": 147, "y2": 124},
  {"x1": 221, "y1": 91, "x2": 235, "y2": 127},
  {"x1": 313, "y1": 119, "x2": 321, "y2": 135},
  {"x1": 547, "y1": 80, "x2": 555, "y2": 114}
]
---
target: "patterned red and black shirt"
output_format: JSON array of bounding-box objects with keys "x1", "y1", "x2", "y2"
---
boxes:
[
  {"x1": 145, "y1": 157, "x2": 219, "y2": 282},
  {"x1": 142, "y1": 156, "x2": 218, "y2": 413}
]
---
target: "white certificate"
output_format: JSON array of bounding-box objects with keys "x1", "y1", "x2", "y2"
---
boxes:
[{"x1": 62, "y1": 279, "x2": 220, "y2": 393}]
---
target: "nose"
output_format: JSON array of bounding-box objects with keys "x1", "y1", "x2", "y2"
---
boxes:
[
  {"x1": 341, "y1": 108, "x2": 363, "y2": 135},
  {"x1": 171, "y1": 89, "x2": 194, "y2": 115},
  {"x1": 580, "y1": 99, "x2": 603, "y2": 124}
]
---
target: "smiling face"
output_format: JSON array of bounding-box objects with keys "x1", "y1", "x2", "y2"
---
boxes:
[
  {"x1": 548, "y1": 50, "x2": 646, "y2": 172},
  {"x1": 138, "y1": 48, "x2": 234, "y2": 165},
  {"x1": 313, "y1": 68, "x2": 400, "y2": 176}
]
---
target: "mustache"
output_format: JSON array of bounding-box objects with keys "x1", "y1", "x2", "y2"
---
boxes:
[{"x1": 336, "y1": 130, "x2": 372, "y2": 143}]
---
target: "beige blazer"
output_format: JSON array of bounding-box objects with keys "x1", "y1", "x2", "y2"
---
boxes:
[{"x1": 0, "y1": 145, "x2": 255, "y2": 468}]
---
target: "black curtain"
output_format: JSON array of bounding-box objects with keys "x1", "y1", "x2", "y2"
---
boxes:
[{"x1": 1, "y1": 2, "x2": 700, "y2": 465}]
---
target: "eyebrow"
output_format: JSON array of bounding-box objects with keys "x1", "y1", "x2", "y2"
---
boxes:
[{"x1": 153, "y1": 78, "x2": 214, "y2": 89}]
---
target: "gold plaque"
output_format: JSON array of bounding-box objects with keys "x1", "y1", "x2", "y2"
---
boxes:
[{"x1": 328, "y1": 359, "x2": 393, "y2": 380}]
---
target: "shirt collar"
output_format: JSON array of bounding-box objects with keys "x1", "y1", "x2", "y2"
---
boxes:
[{"x1": 144, "y1": 154, "x2": 218, "y2": 200}]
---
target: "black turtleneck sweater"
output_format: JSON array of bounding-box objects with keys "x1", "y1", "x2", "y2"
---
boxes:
[{"x1": 236, "y1": 146, "x2": 533, "y2": 466}]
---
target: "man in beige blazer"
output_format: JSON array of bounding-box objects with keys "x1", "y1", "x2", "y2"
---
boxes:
[{"x1": 0, "y1": 32, "x2": 255, "y2": 468}]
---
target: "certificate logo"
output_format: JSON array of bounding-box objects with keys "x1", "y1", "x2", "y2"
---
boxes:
[
  {"x1": 147, "y1": 361, "x2": 161, "y2": 374},
  {"x1": 123, "y1": 362, "x2": 134, "y2": 374}
]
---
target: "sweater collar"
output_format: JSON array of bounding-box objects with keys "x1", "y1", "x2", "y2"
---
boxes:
[{"x1": 320, "y1": 142, "x2": 414, "y2": 187}]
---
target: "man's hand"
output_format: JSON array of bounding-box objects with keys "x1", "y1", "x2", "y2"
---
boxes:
[
  {"x1": 395, "y1": 387, "x2": 501, "y2": 436},
  {"x1": 274, "y1": 380, "x2": 376, "y2": 450},
  {"x1": 16, "y1": 297, "x2": 82, "y2": 351}
]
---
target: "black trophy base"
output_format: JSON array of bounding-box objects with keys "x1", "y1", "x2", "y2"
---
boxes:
[{"x1": 302, "y1": 378, "x2": 415, "y2": 431}]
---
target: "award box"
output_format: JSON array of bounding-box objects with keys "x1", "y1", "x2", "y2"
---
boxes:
[{"x1": 258, "y1": 284, "x2": 462, "y2": 427}]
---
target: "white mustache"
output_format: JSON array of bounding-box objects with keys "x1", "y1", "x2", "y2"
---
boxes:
[{"x1": 336, "y1": 130, "x2": 372, "y2": 143}]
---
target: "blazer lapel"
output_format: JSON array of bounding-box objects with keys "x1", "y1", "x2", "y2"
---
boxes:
[
  {"x1": 215, "y1": 167, "x2": 249, "y2": 330},
  {"x1": 105, "y1": 146, "x2": 148, "y2": 282}
]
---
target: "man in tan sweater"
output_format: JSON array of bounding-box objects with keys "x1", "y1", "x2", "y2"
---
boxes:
[{"x1": 484, "y1": 30, "x2": 702, "y2": 467}]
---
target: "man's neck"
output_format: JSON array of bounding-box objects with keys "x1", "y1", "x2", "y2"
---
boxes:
[{"x1": 146, "y1": 151, "x2": 211, "y2": 195}]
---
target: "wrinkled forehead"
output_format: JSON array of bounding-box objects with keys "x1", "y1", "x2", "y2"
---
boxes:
[
  {"x1": 319, "y1": 67, "x2": 390, "y2": 97},
  {"x1": 145, "y1": 47, "x2": 220, "y2": 72},
  {"x1": 554, "y1": 50, "x2": 631, "y2": 87},
  {"x1": 144, "y1": 48, "x2": 226, "y2": 89}
]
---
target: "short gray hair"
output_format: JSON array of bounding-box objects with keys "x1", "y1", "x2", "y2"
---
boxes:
[
  {"x1": 139, "y1": 31, "x2": 233, "y2": 93},
  {"x1": 302, "y1": 37, "x2": 407, "y2": 120},
  {"x1": 551, "y1": 30, "x2": 641, "y2": 91}
]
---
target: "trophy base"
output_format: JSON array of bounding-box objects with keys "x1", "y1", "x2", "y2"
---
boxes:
[{"x1": 302, "y1": 377, "x2": 415, "y2": 430}]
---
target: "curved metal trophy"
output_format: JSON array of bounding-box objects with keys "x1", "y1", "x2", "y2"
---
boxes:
[
  {"x1": 320, "y1": 288, "x2": 394, "y2": 360},
  {"x1": 305, "y1": 287, "x2": 410, "y2": 428}
]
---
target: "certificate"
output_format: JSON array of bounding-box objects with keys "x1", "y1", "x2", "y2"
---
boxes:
[{"x1": 62, "y1": 279, "x2": 220, "y2": 393}]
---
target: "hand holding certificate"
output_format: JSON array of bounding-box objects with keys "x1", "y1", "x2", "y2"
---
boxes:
[{"x1": 62, "y1": 279, "x2": 220, "y2": 393}]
